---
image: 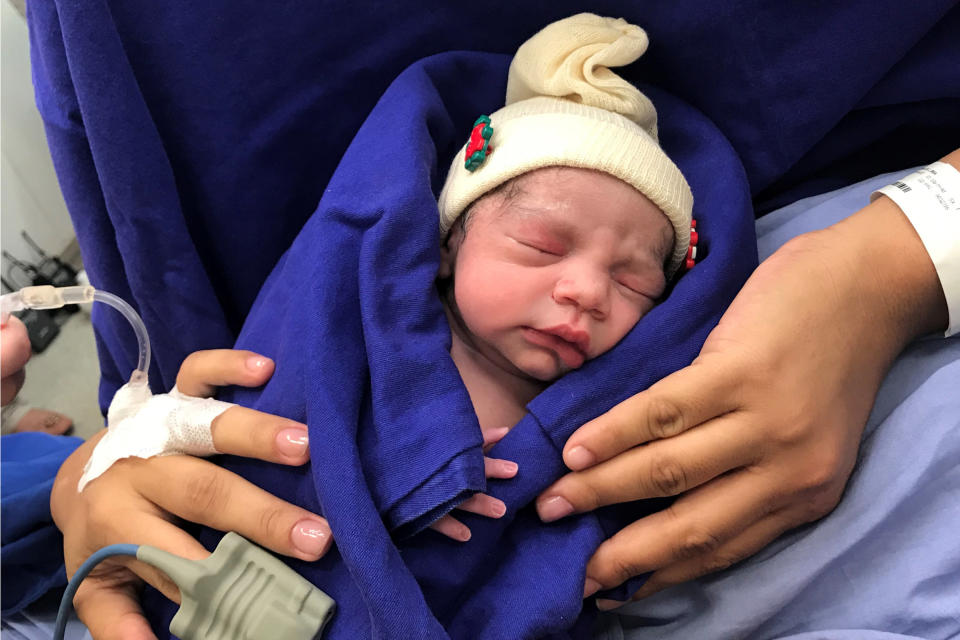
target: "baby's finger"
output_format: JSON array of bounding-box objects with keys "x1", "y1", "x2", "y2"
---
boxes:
[
  {"x1": 132, "y1": 456, "x2": 332, "y2": 562},
  {"x1": 484, "y1": 456, "x2": 518, "y2": 479},
  {"x1": 457, "y1": 493, "x2": 507, "y2": 519},
  {"x1": 429, "y1": 515, "x2": 471, "y2": 542},
  {"x1": 176, "y1": 349, "x2": 275, "y2": 398},
  {"x1": 482, "y1": 427, "x2": 510, "y2": 452},
  {"x1": 211, "y1": 406, "x2": 310, "y2": 466}
]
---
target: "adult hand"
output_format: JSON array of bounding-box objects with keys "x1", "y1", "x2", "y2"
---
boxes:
[
  {"x1": 52, "y1": 350, "x2": 331, "y2": 640},
  {"x1": 536, "y1": 184, "x2": 949, "y2": 606},
  {"x1": 1, "y1": 315, "x2": 31, "y2": 405}
]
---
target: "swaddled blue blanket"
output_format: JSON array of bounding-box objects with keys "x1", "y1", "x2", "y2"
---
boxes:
[{"x1": 134, "y1": 52, "x2": 757, "y2": 639}]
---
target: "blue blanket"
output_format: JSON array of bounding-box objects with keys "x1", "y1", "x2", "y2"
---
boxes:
[{"x1": 135, "y1": 52, "x2": 755, "y2": 638}]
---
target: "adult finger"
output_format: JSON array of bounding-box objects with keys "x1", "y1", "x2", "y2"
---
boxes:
[
  {"x1": 583, "y1": 469, "x2": 777, "y2": 597},
  {"x1": 176, "y1": 349, "x2": 275, "y2": 398},
  {"x1": 130, "y1": 456, "x2": 332, "y2": 562},
  {"x1": 91, "y1": 505, "x2": 212, "y2": 603},
  {"x1": 1, "y1": 368, "x2": 25, "y2": 405},
  {"x1": 624, "y1": 509, "x2": 797, "y2": 603},
  {"x1": 210, "y1": 406, "x2": 310, "y2": 466},
  {"x1": 429, "y1": 515, "x2": 471, "y2": 542},
  {"x1": 0, "y1": 316, "x2": 31, "y2": 378},
  {"x1": 561, "y1": 359, "x2": 742, "y2": 471},
  {"x1": 73, "y1": 573, "x2": 158, "y2": 640},
  {"x1": 538, "y1": 415, "x2": 759, "y2": 521}
]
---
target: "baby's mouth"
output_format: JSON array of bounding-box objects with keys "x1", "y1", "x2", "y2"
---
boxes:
[{"x1": 522, "y1": 326, "x2": 588, "y2": 369}]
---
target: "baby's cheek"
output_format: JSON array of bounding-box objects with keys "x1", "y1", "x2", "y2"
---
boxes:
[
  {"x1": 599, "y1": 302, "x2": 646, "y2": 353},
  {"x1": 455, "y1": 269, "x2": 518, "y2": 331}
]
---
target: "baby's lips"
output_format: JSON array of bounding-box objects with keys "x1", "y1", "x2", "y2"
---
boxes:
[{"x1": 523, "y1": 328, "x2": 586, "y2": 368}]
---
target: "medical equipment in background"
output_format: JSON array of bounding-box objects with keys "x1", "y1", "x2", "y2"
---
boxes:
[{"x1": 0, "y1": 285, "x2": 336, "y2": 640}]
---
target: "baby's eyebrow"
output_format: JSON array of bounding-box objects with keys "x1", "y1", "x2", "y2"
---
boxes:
[
  {"x1": 620, "y1": 248, "x2": 666, "y2": 275},
  {"x1": 653, "y1": 220, "x2": 674, "y2": 266}
]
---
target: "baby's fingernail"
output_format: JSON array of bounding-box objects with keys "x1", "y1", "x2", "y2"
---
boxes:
[
  {"x1": 596, "y1": 598, "x2": 627, "y2": 611},
  {"x1": 583, "y1": 578, "x2": 602, "y2": 598},
  {"x1": 291, "y1": 518, "x2": 331, "y2": 558},
  {"x1": 246, "y1": 355, "x2": 272, "y2": 371},
  {"x1": 565, "y1": 445, "x2": 595, "y2": 470},
  {"x1": 500, "y1": 460, "x2": 518, "y2": 475},
  {"x1": 453, "y1": 523, "x2": 472, "y2": 542},
  {"x1": 276, "y1": 427, "x2": 309, "y2": 458},
  {"x1": 537, "y1": 495, "x2": 574, "y2": 522},
  {"x1": 491, "y1": 499, "x2": 507, "y2": 518}
]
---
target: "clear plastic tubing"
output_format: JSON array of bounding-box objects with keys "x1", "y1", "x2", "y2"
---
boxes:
[{"x1": 0, "y1": 285, "x2": 150, "y2": 386}]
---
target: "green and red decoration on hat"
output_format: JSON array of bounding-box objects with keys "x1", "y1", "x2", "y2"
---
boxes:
[{"x1": 464, "y1": 115, "x2": 493, "y2": 172}]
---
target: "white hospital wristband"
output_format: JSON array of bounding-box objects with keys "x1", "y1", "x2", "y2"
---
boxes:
[{"x1": 871, "y1": 161, "x2": 960, "y2": 337}]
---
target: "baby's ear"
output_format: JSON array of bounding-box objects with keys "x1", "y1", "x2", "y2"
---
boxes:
[{"x1": 438, "y1": 224, "x2": 463, "y2": 278}]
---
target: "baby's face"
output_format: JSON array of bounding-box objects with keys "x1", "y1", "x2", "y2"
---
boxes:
[{"x1": 441, "y1": 167, "x2": 673, "y2": 382}]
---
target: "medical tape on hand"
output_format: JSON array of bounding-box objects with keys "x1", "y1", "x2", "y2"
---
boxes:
[
  {"x1": 871, "y1": 161, "x2": 960, "y2": 337},
  {"x1": 78, "y1": 384, "x2": 234, "y2": 492}
]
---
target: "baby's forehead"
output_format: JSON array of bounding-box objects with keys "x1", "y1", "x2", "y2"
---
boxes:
[{"x1": 484, "y1": 169, "x2": 673, "y2": 261}]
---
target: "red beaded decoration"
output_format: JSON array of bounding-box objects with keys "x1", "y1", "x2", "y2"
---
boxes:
[{"x1": 684, "y1": 218, "x2": 699, "y2": 271}]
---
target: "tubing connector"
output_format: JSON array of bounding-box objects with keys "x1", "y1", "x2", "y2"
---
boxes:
[
  {"x1": 10, "y1": 285, "x2": 95, "y2": 310},
  {"x1": 1, "y1": 284, "x2": 151, "y2": 385}
]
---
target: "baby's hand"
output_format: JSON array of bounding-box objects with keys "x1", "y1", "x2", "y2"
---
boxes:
[{"x1": 429, "y1": 426, "x2": 518, "y2": 541}]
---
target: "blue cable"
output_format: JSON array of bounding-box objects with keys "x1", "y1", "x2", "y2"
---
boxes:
[{"x1": 54, "y1": 544, "x2": 140, "y2": 640}]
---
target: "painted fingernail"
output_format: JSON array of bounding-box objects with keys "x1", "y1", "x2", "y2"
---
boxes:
[
  {"x1": 291, "y1": 518, "x2": 331, "y2": 558},
  {"x1": 596, "y1": 598, "x2": 627, "y2": 611},
  {"x1": 246, "y1": 355, "x2": 272, "y2": 371},
  {"x1": 537, "y1": 495, "x2": 574, "y2": 522},
  {"x1": 583, "y1": 578, "x2": 602, "y2": 598},
  {"x1": 565, "y1": 445, "x2": 595, "y2": 471},
  {"x1": 276, "y1": 427, "x2": 309, "y2": 458}
]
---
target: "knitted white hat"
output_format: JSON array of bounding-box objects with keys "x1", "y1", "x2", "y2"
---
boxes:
[{"x1": 438, "y1": 13, "x2": 693, "y2": 275}]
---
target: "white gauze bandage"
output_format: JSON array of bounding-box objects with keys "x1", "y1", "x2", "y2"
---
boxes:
[{"x1": 78, "y1": 383, "x2": 234, "y2": 491}]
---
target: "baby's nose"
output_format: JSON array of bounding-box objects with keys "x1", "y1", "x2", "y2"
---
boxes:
[{"x1": 552, "y1": 271, "x2": 609, "y2": 317}]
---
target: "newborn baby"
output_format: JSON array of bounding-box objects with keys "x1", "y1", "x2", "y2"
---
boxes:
[{"x1": 427, "y1": 13, "x2": 694, "y2": 539}]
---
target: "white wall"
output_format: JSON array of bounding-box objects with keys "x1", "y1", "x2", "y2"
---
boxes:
[{"x1": 1, "y1": 0, "x2": 78, "y2": 285}]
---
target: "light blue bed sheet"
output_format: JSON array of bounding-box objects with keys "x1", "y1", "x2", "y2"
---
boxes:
[
  {"x1": 5, "y1": 170, "x2": 958, "y2": 639},
  {"x1": 600, "y1": 170, "x2": 960, "y2": 640}
]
